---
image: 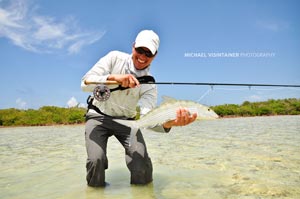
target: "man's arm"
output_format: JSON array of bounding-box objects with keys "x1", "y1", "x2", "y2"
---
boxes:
[{"x1": 81, "y1": 51, "x2": 115, "y2": 92}]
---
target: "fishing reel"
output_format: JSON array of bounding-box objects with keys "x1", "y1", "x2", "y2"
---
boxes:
[
  {"x1": 93, "y1": 85, "x2": 111, "y2": 101},
  {"x1": 92, "y1": 76, "x2": 156, "y2": 101}
]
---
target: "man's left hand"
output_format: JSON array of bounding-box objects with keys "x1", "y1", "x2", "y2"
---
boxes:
[{"x1": 163, "y1": 108, "x2": 197, "y2": 129}]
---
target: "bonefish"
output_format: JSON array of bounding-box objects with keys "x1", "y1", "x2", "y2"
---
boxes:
[{"x1": 115, "y1": 96, "x2": 218, "y2": 129}]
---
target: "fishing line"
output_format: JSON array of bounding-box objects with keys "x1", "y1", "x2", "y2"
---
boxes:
[
  {"x1": 194, "y1": 85, "x2": 300, "y2": 104},
  {"x1": 196, "y1": 88, "x2": 212, "y2": 102}
]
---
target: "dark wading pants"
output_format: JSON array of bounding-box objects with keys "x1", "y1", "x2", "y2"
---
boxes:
[{"x1": 85, "y1": 112, "x2": 153, "y2": 187}]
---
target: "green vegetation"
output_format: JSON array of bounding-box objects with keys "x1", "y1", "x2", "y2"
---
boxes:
[
  {"x1": 0, "y1": 98, "x2": 299, "y2": 127},
  {"x1": 0, "y1": 106, "x2": 86, "y2": 127},
  {"x1": 212, "y1": 98, "x2": 300, "y2": 117}
]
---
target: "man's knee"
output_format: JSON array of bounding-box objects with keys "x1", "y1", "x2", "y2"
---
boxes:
[
  {"x1": 86, "y1": 157, "x2": 108, "y2": 187},
  {"x1": 126, "y1": 153, "x2": 153, "y2": 185}
]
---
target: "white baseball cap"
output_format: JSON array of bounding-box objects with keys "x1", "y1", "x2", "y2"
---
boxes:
[{"x1": 134, "y1": 30, "x2": 160, "y2": 55}]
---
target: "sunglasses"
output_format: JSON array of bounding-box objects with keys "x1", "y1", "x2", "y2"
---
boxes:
[{"x1": 135, "y1": 47, "x2": 155, "y2": 58}]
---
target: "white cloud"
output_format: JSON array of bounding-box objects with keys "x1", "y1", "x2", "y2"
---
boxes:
[
  {"x1": 33, "y1": 16, "x2": 66, "y2": 41},
  {"x1": 16, "y1": 98, "x2": 27, "y2": 109},
  {"x1": 67, "y1": 97, "x2": 78, "y2": 107},
  {"x1": 78, "y1": 103, "x2": 87, "y2": 108},
  {"x1": 0, "y1": 7, "x2": 23, "y2": 28},
  {"x1": 0, "y1": 0, "x2": 105, "y2": 54},
  {"x1": 67, "y1": 31, "x2": 105, "y2": 54},
  {"x1": 248, "y1": 95, "x2": 262, "y2": 101},
  {"x1": 256, "y1": 20, "x2": 289, "y2": 32},
  {"x1": 67, "y1": 97, "x2": 86, "y2": 108}
]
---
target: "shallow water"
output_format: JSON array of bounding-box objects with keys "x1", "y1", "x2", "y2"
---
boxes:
[{"x1": 1, "y1": 116, "x2": 299, "y2": 199}]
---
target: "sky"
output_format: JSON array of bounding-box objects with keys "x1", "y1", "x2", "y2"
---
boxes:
[{"x1": 0, "y1": 0, "x2": 299, "y2": 109}]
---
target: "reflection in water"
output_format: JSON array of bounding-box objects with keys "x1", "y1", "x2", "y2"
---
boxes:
[{"x1": 1, "y1": 116, "x2": 300, "y2": 198}]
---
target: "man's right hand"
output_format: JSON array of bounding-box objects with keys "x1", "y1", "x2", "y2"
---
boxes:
[{"x1": 107, "y1": 74, "x2": 140, "y2": 88}]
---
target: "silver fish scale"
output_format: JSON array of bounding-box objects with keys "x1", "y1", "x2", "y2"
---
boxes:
[
  {"x1": 136, "y1": 100, "x2": 214, "y2": 128},
  {"x1": 115, "y1": 99, "x2": 218, "y2": 129}
]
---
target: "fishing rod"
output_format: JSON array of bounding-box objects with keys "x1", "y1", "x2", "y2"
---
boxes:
[
  {"x1": 138, "y1": 82, "x2": 300, "y2": 88},
  {"x1": 85, "y1": 76, "x2": 300, "y2": 87},
  {"x1": 84, "y1": 75, "x2": 300, "y2": 101}
]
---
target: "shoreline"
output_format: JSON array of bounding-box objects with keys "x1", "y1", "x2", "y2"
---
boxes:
[
  {"x1": 218, "y1": 114, "x2": 299, "y2": 119},
  {"x1": 1, "y1": 114, "x2": 299, "y2": 128},
  {"x1": 0, "y1": 123, "x2": 85, "y2": 129}
]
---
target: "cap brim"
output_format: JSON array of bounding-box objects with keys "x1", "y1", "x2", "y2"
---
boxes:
[{"x1": 135, "y1": 41, "x2": 156, "y2": 55}]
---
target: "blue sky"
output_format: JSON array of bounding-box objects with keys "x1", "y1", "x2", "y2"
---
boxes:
[{"x1": 1, "y1": 0, "x2": 299, "y2": 109}]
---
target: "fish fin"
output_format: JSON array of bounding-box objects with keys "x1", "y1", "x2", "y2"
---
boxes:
[{"x1": 161, "y1": 96, "x2": 177, "y2": 104}]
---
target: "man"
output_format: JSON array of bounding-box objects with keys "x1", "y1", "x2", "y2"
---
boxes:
[{"x1": 81, "y1": 30, "x2": 196, "y2": 187}]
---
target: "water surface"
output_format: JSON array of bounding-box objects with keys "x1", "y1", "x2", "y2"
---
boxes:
[{"x1": 1, "y1": 116, "x2": 299, "y2": 198}]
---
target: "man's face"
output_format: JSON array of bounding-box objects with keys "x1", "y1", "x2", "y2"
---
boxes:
[{"x1": 132, "y1": 46, "x2": 156, "y2": 70}]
